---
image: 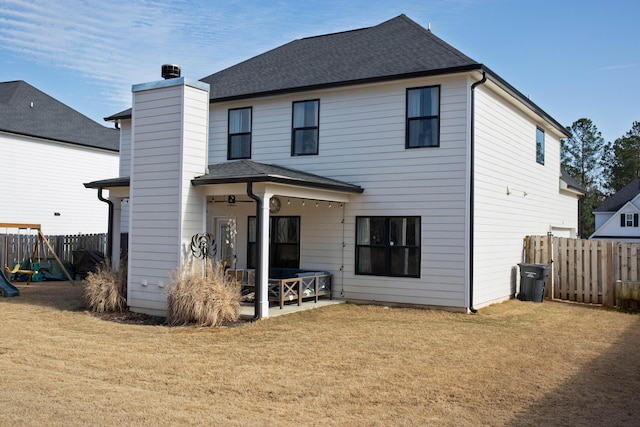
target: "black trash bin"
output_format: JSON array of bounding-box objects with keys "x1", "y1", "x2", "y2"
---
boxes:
[{"x1": 517, "y1": 263, "x2": 550, "y2": 303}]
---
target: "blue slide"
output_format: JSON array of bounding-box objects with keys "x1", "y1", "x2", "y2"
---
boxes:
[{"x1": 0, "y1": 272, "x2": 19, "y2": 297}]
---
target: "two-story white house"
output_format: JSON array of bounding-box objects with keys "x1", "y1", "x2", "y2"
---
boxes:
[
  {"x1": 591, "y1": 178, "x2": 640, "y2": 241},
  {"x1": 86, "y1": 15, "x2": 580, "y2": 318},
  {"x1": 0, "y1": 80, "x2": 119, "y2": 235}
]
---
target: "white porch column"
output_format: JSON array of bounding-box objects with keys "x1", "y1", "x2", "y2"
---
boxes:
[{"x1": 257, "y1": 192, "x2": 272, "y2": 318}]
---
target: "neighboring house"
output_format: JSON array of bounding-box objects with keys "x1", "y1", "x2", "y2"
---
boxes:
[
  {"x1": 86, "y1": 15, "x2": 580, "y2": 317},
  {"x1": 0, "y1": 80, "x2": 119, "y2": 234},
  {"x1": 591, "y1": 178, "x2": 640, "y2": 241}
]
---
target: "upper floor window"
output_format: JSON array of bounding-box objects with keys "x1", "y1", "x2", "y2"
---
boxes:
[
  {"x1": 621, "y1": 213, "x2": 639, "y2": 228},
  {"x1": 536, "y1": 127, "x2": 545, "y2": 165},
  {"x1": 292, "y1": 100, "x2": 319, "y2": 156},
  {"x1": 228, "y1": 107, "x2": 252, "y2": 160},
  {"x1": 406, "y1": 86, "x2": 440, "y2": 148},
  {"x1": 356, "y1": 216, "x2": 421, "y2": 278}
]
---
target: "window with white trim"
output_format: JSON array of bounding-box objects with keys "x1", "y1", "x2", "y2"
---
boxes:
[{"x1": 621, "y1": 213, "x2": 639, "y2": 228}]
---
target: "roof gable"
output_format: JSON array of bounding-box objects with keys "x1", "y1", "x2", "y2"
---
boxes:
[
  {"x1": 594, "y1": 178, "x2": 640, "y2": 212},
  {"x1": 0, "y1": 80, "x2": 119, "y2": 151}
]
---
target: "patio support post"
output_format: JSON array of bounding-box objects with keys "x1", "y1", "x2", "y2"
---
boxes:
[{"x1": 257, "y1": 193, "x2": 272, "y2": 317}]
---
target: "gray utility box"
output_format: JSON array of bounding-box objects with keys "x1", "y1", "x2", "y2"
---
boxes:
[{"x1": 517, "y1": 263, "x2": 550, "y2": 303}]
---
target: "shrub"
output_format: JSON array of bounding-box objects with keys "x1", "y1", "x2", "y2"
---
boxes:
[
  {"x1": 84, "y1": 259, "x2": 127, "y2": 313},
  {"x1": 167, "y1": 260, "x2": 241, "y2": 326}
]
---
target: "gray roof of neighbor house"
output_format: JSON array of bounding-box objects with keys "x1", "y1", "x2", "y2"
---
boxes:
[
  {"x1": 0, "y1": 80, "x2": 119, "y2": 151},
  {"x1": 104, "y1": 15, "x2": 568, "y2": 136},
  {"x1": 593, "y1": 178, "x2": 640, "y2": 213}
]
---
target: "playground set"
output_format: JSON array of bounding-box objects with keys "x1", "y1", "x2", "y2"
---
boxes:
[{"x1": 1, "y1": 223, "x2": 74, "y2": 297}]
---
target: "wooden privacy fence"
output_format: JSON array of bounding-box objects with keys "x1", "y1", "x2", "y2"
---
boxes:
[
  {"x1": 1, "y1": 233, "x2": 107, "y2": 267},
  {"x1": 524, "y1": 236, "x2": 640, "y2": 307}
]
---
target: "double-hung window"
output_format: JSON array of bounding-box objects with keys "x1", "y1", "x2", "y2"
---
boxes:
[
  {"x1": 621, "y1": 213, "x2": 639, "y2": 228},
  {"x1": 292, "y1": 100, "x2": 319, "y2": 155},
  {"x1": 356, "y1": 216, "x2": 421, "y2": 277},
  {"x1": 406, "y1": 86, "x2": 440, "y2": 148},
  {"x1": 228, "y1": 107, "x2": 252, "y2": 160},
  {"x1": 536, "y1": 127, "x2": 545, "y2": 165},
  {"x1": 247, "y1": 216, "x2": 301, "y2": 269}
]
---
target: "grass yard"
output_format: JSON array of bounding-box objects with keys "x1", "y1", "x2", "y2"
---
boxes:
[{"x1": 1, "y1": 281, "x2": 638, "y2": 426}]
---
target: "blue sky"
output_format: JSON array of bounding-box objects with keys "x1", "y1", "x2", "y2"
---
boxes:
[{"x1": 1, "y1": 0, "x2": 637, "y2": 144}]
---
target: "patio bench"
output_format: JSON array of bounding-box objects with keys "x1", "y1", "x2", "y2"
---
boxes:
[{"x1": 269, "y1": 271, "x2": 332, "y2": 309}]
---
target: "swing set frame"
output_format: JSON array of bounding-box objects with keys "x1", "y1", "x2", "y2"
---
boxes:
[{"x1": 1, "y1": 223, "x2": 74, "y2": 284}]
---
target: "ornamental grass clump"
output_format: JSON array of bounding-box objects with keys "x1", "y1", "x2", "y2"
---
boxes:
[
  {"x1": 167, "y1": 260, "x2": 241, "y2": 326},
  {"x1": 84, "y1": 259, "x2": 127, "y2": 313}
]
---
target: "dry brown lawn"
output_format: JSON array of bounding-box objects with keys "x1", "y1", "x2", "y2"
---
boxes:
[{"x1": 1, "y1": 281, "x2": 638, "y2": 426}]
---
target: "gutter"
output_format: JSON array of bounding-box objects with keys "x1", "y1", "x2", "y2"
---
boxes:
[
  {"x1": 246, "y1": 182, "x2": 264, "y2": 321},
  {"x1": 97, "y1": 188, "x2": 114, "y2": 260},
  {"x1": 468, "y1": 71, "x2": 487, "y2": 314}
]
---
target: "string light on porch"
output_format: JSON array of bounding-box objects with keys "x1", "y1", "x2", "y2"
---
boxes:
[{"x1": 315, "y1": 201, "x2": 319, "y2": 207}]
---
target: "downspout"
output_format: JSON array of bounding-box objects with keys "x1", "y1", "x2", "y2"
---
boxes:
[
  {"x1": 97, "y1": 187, "x2": 113, "y2": 260},
  {"x1": 246, "y1": 181, "x2": 263, "y2": 321},
  {"x1": 469, "y1": 70, "x2": 487, "y2": 314}
]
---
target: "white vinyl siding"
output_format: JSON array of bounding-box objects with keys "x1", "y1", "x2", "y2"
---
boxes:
[
  {"x1": 473, "y1": 84, "x2": 576, "y2": 307},
  {"x1": 128, "y1": 81, "x2": 209, "y2": 315},
  {"x1": 0, "y1": 131, "x2": 118, "y2": 234},
  {"x1": 208, "y1": 76, "x2": 469, "y2": 309}
]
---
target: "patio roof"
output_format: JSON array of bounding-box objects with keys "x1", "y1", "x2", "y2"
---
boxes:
[
  {"x1": 84, "y1": 160, "x2": 364, "y2": 195},
  {"x1": 192, "y1": 160, "x2": 364, "y2": 194}
]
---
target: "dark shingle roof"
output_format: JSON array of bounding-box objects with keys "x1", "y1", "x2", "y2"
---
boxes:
[
  {"x1": 192, "y1": 159, "x2": 364, "y2": 193},
  {"x1": 594, "y1": 178, "x2": 640, "y2": 212},
  {"x1": 104, "y1": 14, "x2": 567, "y2": 136},
  {"x1": 561, "y1": 169, "x2": 586, "y2": 194},
  {"x1": 105, "y1": 15, "x2": 480, "y2": 121},
  {"x1": 200, "y1": 14, "x2": 479, "y2": 101},
  {"x1": 1, "y1": 80, "x2": 119, "y2": 151}
]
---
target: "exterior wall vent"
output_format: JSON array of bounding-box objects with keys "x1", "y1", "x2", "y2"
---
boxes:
[{"x1": 161, "y1": 64, "x2": 181, "y2": 79}]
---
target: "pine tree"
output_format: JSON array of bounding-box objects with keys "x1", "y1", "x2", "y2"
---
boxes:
[
  {"x1": 604, "y1": 121, "x2": 640, "y2": 193},
  {"x1": 561, "y1": 118, "x2": 606, "y2": 237}
]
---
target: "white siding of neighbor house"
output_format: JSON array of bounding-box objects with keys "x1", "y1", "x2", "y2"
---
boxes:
[
  {"x1": 0, "y1": 131, "x2": 118, "y2": 234},
  {"x1": 119, "y1": 121, "x2": 132, "y2": 177},
  {"x1": 128, "y1": 80, "x2": 209, "y2": 315},
  {"x1": 472, "y1": 83, "x2": 578, "y2": 308},
  {"x1": 208, "y1": 76, "x2": 470, "y2": 310}
]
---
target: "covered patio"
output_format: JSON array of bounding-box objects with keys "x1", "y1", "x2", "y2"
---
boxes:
[
  {"x1": 86, "y1": 159, "x2": 363, "y2": 319},
  {"x1": 193, "y1": 159, "x2": 364, "y2": 319}
]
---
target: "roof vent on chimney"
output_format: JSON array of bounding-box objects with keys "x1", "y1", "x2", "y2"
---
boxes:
[{"x1": 161, "y1": 64, "x2": 181, "y2": 79}]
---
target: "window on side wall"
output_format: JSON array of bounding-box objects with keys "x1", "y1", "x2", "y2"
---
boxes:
[
  {"x1": 621, "y1": 213, "x2": 639, "y2": 228},
  {"x1": 536, "y1": 127, "x2": 545, "y2": 165},
  {"x1": 228, "y1": 107, "x2": 252, "y2": 160},
  {"x1": 292, "y1": 99, "x2": 319, "y2": 155},
  {"x1": 356, "y1": 216, "x2": 421, "y2": 278},
  {"x1": 406, "y1": 86, "x2": 440, "y2": 148}
]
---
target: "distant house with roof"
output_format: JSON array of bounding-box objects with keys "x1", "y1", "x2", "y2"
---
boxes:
[
  {"x1": 86, "y1": 15, "x2": 580, "y2": 317},
  {"x1": 591, "y1": 178, "x2": 640, "y2": 241},
  {"x1": 0, "y1": 80, "x2": 119, "y2": 234}
]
